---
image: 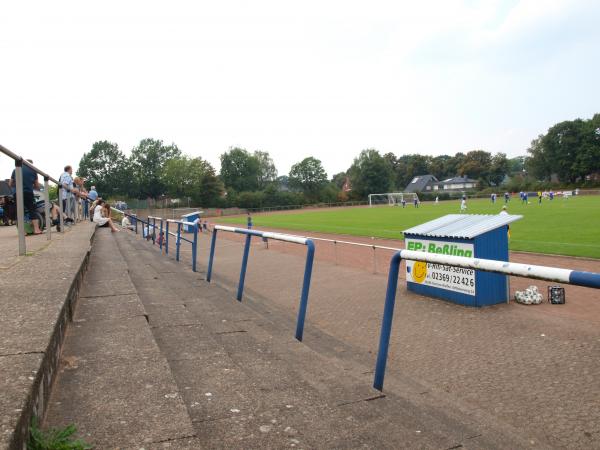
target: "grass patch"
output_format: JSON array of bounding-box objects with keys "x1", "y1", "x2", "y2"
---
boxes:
[
  {"x1": 218, "y1": 196, "x2": 600, "y2": 259},
  {"x1": 28, "y1": 418, "x2": 91, "y2": 450}
]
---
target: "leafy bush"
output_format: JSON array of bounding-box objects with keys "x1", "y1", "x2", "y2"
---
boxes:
[{"x1": 28, "y1": 418, "x2": 91, "y2": 450}]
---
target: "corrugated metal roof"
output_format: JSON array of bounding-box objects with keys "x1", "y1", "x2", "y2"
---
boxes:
[{"x1": 403, "y1": 214, "x2": 522, "y2": 239}]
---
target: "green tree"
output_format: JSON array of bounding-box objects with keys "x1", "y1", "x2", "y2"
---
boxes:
[
  {"x1": 489, "y1": 153, "x2": 510, "y2": 186},
  {"x1": 198, "y1": 166, "x2": 224, "y2": 207},
  {"x1": 348, "y1": 149, "x2": 394, "y2": 198},
  {"x1": 526, "y1": 114, "x2": 600, "y2": 183},
  {"x1": 77, "y1": 141, "x2": 129, "y2": 197},
  {"x1": 129, "y1": 138, "x2": 181, "y2": 198},
  {"x1": 331, "y1": 172, "x2": 348, "y2": 189},
  {"x1": 429, "y1": 155, "x2": 453, "y2": 180},
  {"x1": 254, "y1": 150, "x2": 278, "y2": 189},
  {"x1": 219, "y1": 147, "x2": 260, "y2": 192},
  {"x1": 288, "y1": 157, "x2": 328, "y2": 201},
  {"x1": 394, "y1": 154, "x2": 431, "y2": 189},
  {"x1": 161, "y1": 156, "x2": 223, "y2": 206},
  {"x1": 459, "y1": 150, "x2": 492, "y2": 181},
  {"x1": 508, "y1": 156, "x2": 526, "y2": 174}
]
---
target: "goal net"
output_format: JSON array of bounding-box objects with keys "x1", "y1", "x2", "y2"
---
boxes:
[{"x1": 368, "y1": 192, "x2": 419, "y2": 207}]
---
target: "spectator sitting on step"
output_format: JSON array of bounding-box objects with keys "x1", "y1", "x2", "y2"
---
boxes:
[
  {"x1": 101, "y1": 201, "x2": 112, "y2": 219},
  {"x1": 121, "y1": 214, "x2": 134, "y2": 230},
  {"x1": 93, "y1": 199, "x2": 119, "y2": 232}
]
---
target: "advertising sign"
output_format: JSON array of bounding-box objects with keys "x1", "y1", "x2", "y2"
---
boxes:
[{"x1": 405, "y1": 238, "x2": 476, "y2": 296}]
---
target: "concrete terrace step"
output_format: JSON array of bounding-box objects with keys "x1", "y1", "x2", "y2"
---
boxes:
[
  {"x1": 43, "y1": 229, "x2": 195, "y2": 449},
  {"x1": 115, "y1": 230, "x2": 532, "y2": 449},
  {"x1": 0, "y1": 222, "x2": 96, "y2": 450}
]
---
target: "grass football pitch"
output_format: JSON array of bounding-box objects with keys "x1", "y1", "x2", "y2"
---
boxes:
[{"x1": 218, "y1": 196, "x2": 600, "y2": 259}]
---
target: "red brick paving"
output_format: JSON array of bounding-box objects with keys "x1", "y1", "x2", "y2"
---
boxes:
[{"x1": 187, "y1": 222, "x2": 600, "y2": 448}]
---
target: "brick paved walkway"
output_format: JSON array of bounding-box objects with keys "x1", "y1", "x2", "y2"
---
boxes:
[{"x1": 172, "y1": 228, "x2": 600, "y2": 449}]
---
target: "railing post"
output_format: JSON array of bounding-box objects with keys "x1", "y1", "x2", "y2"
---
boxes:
[
  {"x1": 43, "y1": 177, "x2": 51, "y2": 241},
  {"x1": 14, "y1": 160, "x2": 26, "y2": 256},
  {"x1": 134, "y1": 215, "x2": 138, "y2": 234},
  {"x1": 295, "y1": 240, "x2": 315, "y2": 341},
  {"x1": 58, "y1": 186, "x2": 64, "y2": 233},
  {"x1": 237, "y1": 233, "x2": 252, "y2": 301},
  {"x1": 152, "y1": 217, "x2": 156, "y2": 245},
  {"x1": 192, "y1": 222, "x2": 198, "y2": 272},
  {"x1": 176, "y1": 222, "x2": 181, "y2": 262},
  {"x1": 334, "y1": 240, "x2": 338, "y2": 265},
  {"x1": 159, "y1": 219, "x2": 163, "y2": 251},
  {"x1": 165, "y1": 221, "x2": 169, "y2": 254},
  {"x1": 373, "y1": 245, "x2": 377, "y2": 274},
  {"x1": 373, "y1": 251, "x2": 403, "y2": 391},
  {"x1": 206, "y1": 229, "x2": 218, "y2": 282}
]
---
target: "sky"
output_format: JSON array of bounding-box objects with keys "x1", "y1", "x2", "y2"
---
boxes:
[{"x1": 1, "y1": 0, "x2": 599, "y2": 181}]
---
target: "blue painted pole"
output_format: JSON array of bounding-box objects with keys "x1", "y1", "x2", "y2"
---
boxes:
[
  {"x1": 152, "y1": 218, "x2": 156, "y2": 244},
  {"x1": 295, "y1": 240, "x2": 315, "y2": 341},
  {"x1": 159, "y1": 219, "x2": 163, "y2": 251},
  {"x1": 192, "y1": 222, "x2": 198, "y2": 272},
  {"x1": 165, "y1": 221, "x2": 170, "y2": 255},
  {"x1": 373, "y1": 251, "x2": 403, "y2": 392},
  {"x1": 569, "y1": 270, "x2": 600, "y2": 288},
  {"x1": 237, "y1": 233, "x2": 252, "y2": 301},
  {"x1": 176, "y1": 222, "x2": 181, "y2": 262},
  {"x1": 206, "y1": 229, "x2": 218, "y2": 282}
]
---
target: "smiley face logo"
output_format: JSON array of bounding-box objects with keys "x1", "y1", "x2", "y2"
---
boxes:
[{"x1": 411, "y1": 261, "x2": 427, "y2": 283}]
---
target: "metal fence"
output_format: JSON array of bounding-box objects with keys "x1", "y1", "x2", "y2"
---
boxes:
[
  {"x1": 116, "y1": 211, "x2": 200, "y2": 273},
  {"x1": 207, "y1": 225, "x2": 315, "y2": 341},
  {"x1": 108, "y1": 213, "x2": 600, "y2": 394},
  {"x1": 0, "y1": 144, "x2": 86, "y2": 255}
]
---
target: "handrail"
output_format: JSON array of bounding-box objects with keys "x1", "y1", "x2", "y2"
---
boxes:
[
  {"x1": 373, "y1": 249, "x2": 600, "y2": 392},
  {"x1": 0, "y1": 144, "x2": 59, "y2": 183},
  {"x1": 0, "y1": 143, "x2": 84, "y2": 254},
  {"x1": 207, "y1": 225, "x2": 315, "y2": 341},
  {"x1": 120, "y1": 212, "x2": 199, "y2": 272}
]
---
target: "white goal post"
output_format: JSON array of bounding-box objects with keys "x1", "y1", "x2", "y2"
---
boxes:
[{"x1": 368, "y1": 192, "x2": 419, "y2": 207}]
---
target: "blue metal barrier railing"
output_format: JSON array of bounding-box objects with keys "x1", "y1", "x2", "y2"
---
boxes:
[
  {"x1": 206, "y1": 225, "x2": 315, "y2": 341},
  {"x1": 119, "y1": 212, "x2": 199, "y2": 272},
  {"x1": 373, "y1": 249, "x2": 600, "y2": 392}
]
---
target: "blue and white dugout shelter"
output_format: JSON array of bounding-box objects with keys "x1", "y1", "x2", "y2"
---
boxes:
[
  {"x1": 403, "y1": 214, "x2": 522, "y2": 307},
  {"x1": 181, "y1": 211, "x2": 203, "y2": 232}
]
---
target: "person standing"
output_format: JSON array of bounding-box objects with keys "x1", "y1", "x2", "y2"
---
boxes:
[
  {"x1": 460, "y1": 197, "x2": 467, "y2": 213},
  {"x1": 9, "y1": 159, "x2": 43, "y2": 234},
  {"x1": 59, "y1": 165, "x2": 75, "y2": 222},
  {"x1": 87, "y1": 185, "x2": 98, "y2": 222}
]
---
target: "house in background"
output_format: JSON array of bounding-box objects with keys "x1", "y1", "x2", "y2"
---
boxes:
[
  {"x1": 404, "y1": 175, "x2": 478, "y2": 193},
  {"x1": 404, "y1": 175, "x2": 439, "y2": 193},
  {"x1": 438, "y1": 175, "x2": 478, "y2": 191}
]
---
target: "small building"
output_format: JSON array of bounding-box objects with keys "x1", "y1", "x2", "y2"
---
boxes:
[
  {"x1": 404, "y1": 175, "x2": 439, "y2": 193},
  {"x1": 403, "y1": 213, "x2": 522, "y2": 307},
  {"x1": 404, "y1": 175, "x2": 478, "y2": 193},
  {"x1": 438, "y1": 176, "x2": 478, "y2": 191},
  {"x1": 181, "y1": 211, "x2": 203, "y2": 232}
]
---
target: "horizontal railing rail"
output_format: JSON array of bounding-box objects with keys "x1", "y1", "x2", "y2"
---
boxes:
[
  {"x1": 1, "y1": 144, "x2": 84, "y2": 254},
  {"x1": 119, "y1": 211, "x2": 200, "y2": 272},
  {"x1": 207, "y1": 225, "x2": 315, "y2": 341},
  {"x1": 373, "y1": 249, "x2": 600, "y2": 392}
]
